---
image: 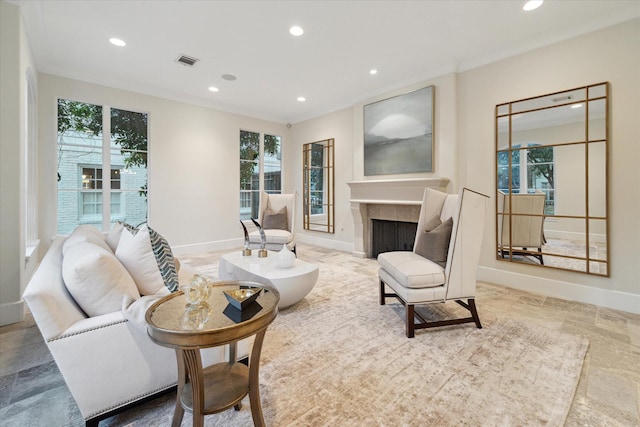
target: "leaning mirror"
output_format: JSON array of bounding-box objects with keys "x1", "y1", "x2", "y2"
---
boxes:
[
  {"x1": 303, "y1": 138, "x2": 335, "y2": 233},
  {"x1": 495, "y1": 83, "x2": 609, "y2": 276}
]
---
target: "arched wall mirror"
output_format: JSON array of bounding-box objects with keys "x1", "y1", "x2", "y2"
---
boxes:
[
  {"x1": 303, "y1": 138, "x2": 335, "y2": 233},
  {"x1": 495, "y1": 82, "x2": 609, "y2": 276}
]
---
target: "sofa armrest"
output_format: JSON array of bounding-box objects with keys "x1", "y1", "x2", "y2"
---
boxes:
[
  {"x1": 54, "y1": 311, "x2": 127, "y2": 340},
  {"x1": 23, "y1": 237, "x2": 87, "y2": 341}
]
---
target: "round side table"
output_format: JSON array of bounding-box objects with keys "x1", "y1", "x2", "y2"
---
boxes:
[{"x1": 146, "y1": 280, "x2": 279, "y2": 427}]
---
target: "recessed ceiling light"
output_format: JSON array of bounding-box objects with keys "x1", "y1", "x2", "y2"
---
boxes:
[
  {"x1": 208, "y1": 86, "x2": 219, "y2": 92},
  {"x1": 109, "y1": 38, "x2": 126, "y2": 47},
  {"x1": 297, "y1": 97, "x2": 306, "y2": 102},
  {"x1": 290, "y1": 26, "x2": 304, "y2": 36},
  {"x1": 370, "y1": 69, "x2": 378, "y2": 75},
  {"x1": 523, "y1": 0, "x2": 543, "y2": 11},
  {"x1": 222, "y1": 74, "x2": 237, "y2": 81},
  {"x1": 571, "y1": 103, "x2": 583, "y2": 109}
]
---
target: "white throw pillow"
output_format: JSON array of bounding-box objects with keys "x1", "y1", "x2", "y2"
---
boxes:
[
  {"x1": 121, "y1": 292, "x2": 168, "y2": 332},
  {"x1": 62, "y1": 242, "x2": 140, "y2": 317},
  {"x1": 63, "y1": 224, "x2": 111, "y2": 255},
  {"x1": 116, "y1": 224, "x2": 164, "y2": 295},
  {"x1": 105, "y1": 221, "x2": 125, "y2": 252}
]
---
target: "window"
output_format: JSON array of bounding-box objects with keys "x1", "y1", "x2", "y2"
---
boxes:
[
  {"x1": 57, "y1": 100, "x2": 148, "y2": 234},
  {"x1": 497, "y1": 143, "x2": 555, "y2": 215},
  {"x1": 239, "y1": 130, "x2": 281, "y2": 220},
  {"x1": 79, "y1": 166, "x2": 122, "y2": 218}
]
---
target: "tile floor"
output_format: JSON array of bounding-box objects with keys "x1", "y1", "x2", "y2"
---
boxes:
[{"x1": 1, "y1": 243, "x2": 638, "y2": 426}]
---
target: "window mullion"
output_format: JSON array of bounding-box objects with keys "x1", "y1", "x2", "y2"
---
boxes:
[
  {"x1": 102, "y1": 106, "x2": 111, "y2": 231},
  {"x1": 259, "y1": 133, "x2": 264, "y2": 193}
]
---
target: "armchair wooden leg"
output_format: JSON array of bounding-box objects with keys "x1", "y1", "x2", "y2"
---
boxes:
[
  {"x1": 379, "y1": 280, "x2": 386, "y2": 305},
  {"x1": 406, "y1": 304, "x2": 415, "y2": 338},
  {"x1": 469, "y1": 299, "x2": 482, "y2": 329}
]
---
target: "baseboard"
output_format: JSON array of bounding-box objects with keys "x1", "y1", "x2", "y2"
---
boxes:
[
  {"x1": 296, "y1": 234, "x2": 354, "y2": 254},
  {"x1": 477, "y1": 266, "x2": 640, "y2": 315},
  {"x1": 171, "y1": 238, "x2": 243, "y2": 257},
  {"x1": 173, "y1": 235, "x2": 355, "y2": 257},
  {"x1": 0, "y1": 300, "x2": 25, "y2": 326}
]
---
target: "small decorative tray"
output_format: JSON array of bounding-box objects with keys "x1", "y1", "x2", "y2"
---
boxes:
[{"x1": 223, "y1": 287, "x2": 262, "y2": 310}]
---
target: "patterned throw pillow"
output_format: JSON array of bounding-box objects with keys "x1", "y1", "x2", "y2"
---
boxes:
[{"x1": 147, "y1": 225, "x2": 179, "y2": 293}]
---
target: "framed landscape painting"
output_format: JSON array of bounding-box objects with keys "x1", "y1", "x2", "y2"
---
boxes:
[{"x1": 363, "y1": 85, "x2": 434, "y2": 176}]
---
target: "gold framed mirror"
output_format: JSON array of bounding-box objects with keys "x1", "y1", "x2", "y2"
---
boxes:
[
  {"x1": 303, "y1": 138, "x2": 335, "y2": 233},
  {"x1": 495, "y1": 83, "x2": 609, "y2": 276}
]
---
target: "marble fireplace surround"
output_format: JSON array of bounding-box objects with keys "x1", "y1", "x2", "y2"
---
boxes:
[{"x1": 347, "y1": 178, "x2": 450, "y2": 257}]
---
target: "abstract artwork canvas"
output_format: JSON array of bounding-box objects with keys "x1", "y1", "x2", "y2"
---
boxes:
[{"x1": 363, "y1": 85, "x2": 434, "y2": 176}]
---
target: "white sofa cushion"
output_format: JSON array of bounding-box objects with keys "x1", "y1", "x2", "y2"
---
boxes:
[
  {"x1": 62, "y1": 242, "x2": 140, "y2": 316},
  {"x1": 62, "y1": 224, "x2": 112, "y2": 255},
  {"x1": 116, "y1": 224, "x2": 179, "y2": 295}
]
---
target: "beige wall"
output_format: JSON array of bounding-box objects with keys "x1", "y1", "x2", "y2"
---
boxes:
[
  {"x1": 458, "y1": 19, "x2": 639, "y2": 308},
  {"x1": 289, "y1": 108, "x2": 355, "y2": 251},
  {"x1": 0, "y1": 1, "x2": 37, "y2": 325},
  {"x1": 37, "y1": 74, "x2": 289, "y2": 256}
]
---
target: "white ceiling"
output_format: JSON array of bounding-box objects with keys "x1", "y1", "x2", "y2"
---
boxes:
[{"x1": 10, "y1": 0, "x2": 640, "y2": 124}]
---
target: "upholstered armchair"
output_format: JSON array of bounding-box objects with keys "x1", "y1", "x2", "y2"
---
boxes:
[
  {"x1": 248, "y1": 191, "x2": 296, "y2": 253},
  {"x1": 378, "y1": 187, "x2": 489, "y2": 338},
  {"x1": 497, "y1": 190, "x2": 546, "y2": 264}
]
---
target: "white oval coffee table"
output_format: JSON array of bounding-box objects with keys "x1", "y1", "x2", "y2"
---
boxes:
[{"x1": 218, "y1": 251, "x2": 319, "y2": 308}]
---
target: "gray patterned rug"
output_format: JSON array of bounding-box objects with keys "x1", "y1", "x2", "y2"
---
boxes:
[{"x1": 102, "y1": 254, "x2": 588, "y2": 426}]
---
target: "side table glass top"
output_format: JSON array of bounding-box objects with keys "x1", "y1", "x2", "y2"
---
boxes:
[{"x1": 146, "y1": 280, "x2": 279, "y2": 348}]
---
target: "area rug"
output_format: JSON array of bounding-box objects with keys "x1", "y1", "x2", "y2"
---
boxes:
[{"x1": 104, "y1": 255, "x2": 588, "y2": 426}]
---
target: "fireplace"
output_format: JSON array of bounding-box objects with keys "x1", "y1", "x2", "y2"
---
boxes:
[
  {"x1": 347, "y1": 178, "x2": 450, "y2": 258},
  {"x1": 370, "y1": 219, "x2": 418, "y2": 258}
]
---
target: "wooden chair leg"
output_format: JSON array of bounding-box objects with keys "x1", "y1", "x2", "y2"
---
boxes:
[
  {"x1": 469, "y1": 299, "x2": 482, "y2": 329},
  {"x1": 379, "y1": 280, "x2": 386, "y2": 305},
  {"x1": 406, "y1": 304, "x2": 415, "y2": 338}
]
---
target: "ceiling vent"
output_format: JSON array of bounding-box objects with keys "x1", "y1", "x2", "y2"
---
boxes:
[{"x1": 176, "y1": 54, "x2": 199, "y2": 67}]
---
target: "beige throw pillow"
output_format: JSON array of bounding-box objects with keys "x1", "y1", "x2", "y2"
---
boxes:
[
  {"x1": 263, "y1": 206, "x2": 288, "y2": 230},
  {"x1": 423, "y1": 215, "x2": 442, "y2": 233},
  {"x1": 414, "y1": 217, "x2": 454, "y2": 268}
]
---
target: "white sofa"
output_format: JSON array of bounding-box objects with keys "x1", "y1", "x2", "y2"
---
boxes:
[{"x1": 23, "y1": 226, "x2": 248, "y2": 426}]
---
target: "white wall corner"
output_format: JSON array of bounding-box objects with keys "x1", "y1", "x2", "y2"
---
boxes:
[
  {"x1": 477, "y1": 266, "x2": 640, "y2": 315},
  {"x1": 0, "y1": 300, "x2": 25, "y2": 326}
]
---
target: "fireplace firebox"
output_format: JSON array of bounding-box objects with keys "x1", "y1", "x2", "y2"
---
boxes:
[{"x1": 371, "y1": 219, "x2": 417, "y2": 259}]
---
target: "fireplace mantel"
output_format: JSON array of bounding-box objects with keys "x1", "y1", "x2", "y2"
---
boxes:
[
  {"x1": 347, "y1": 178, "x2": 450, "y2": 257},
  {"x1": 347, "y1": 178, "x2": 450, "y2": 205}
]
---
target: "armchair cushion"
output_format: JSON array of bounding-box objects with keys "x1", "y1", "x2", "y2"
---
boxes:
[
  {"x1": 377, "y1": 251, "x2": 445, "y2": 289},
  {"x1": 414, "y1": 217, "x2": 453, "y2": 268},
  {"x1": 263, "y1": 206, "x2": 288, "y2": 230},
  {"x1": 63, "y1": 243, "x2": 140, "y2": 317},
  {"x1": 268, "y1": 229, "x2": 293, "y2": 244}
]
